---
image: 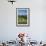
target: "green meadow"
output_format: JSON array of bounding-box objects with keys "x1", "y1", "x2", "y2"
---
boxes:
[{"x1": 18, "y1": 15, "x2": 27, "y2": 24}]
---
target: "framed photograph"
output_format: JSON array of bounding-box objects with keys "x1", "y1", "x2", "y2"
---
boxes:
[{"x1": 16, "y1": 8, "x2": 30, "y2": 27}]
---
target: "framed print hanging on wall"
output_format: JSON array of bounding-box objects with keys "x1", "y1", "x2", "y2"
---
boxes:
[{"x1": 16, "y1": 8, "x2": 30, "y2": 27}]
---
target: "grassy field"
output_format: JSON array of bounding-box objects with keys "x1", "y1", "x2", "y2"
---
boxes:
[{"x1": 18, "y1": 15, "x2": 27, "y2": 24}]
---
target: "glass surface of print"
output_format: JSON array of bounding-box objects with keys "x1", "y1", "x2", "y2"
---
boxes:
[
  {"x1": 16, "y1": 8, "x2": 30, "y2": 26},
  {"x1": 18, "y1": 9, "x2": 27, "y2": 24}
]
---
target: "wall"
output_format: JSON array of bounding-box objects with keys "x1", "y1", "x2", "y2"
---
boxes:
[{"x1": 0, "y1": 0, "x2": 46, "y2": 41}]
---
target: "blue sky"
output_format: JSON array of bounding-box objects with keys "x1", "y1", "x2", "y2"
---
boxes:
[{"x1": 18, "y1": 10, "x2": 27, "y2": 16}]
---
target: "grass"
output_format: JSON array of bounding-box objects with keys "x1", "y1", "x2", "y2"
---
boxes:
[{"x1": 18, "y1": 15, "x2": 27, "y2": 24}]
